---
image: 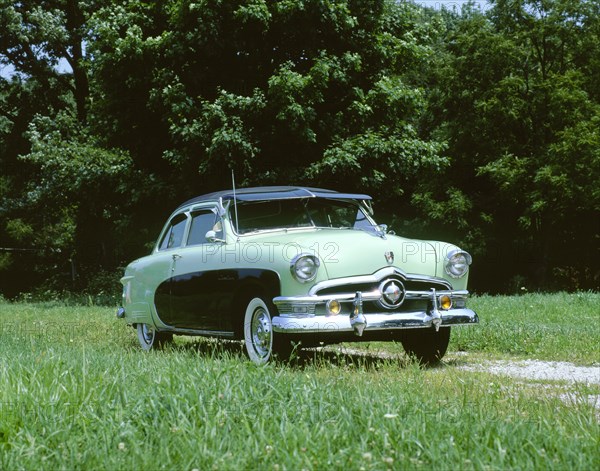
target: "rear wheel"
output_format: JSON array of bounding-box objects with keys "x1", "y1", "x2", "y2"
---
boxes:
[
  {"x1": 136, "y1": 323, "x2": 173, "y2": 351},
  {"x1": 243, "y1": 297, "x2": 294, "y2": 364},
  {"x1": 401, "y1": 327, "x2": 451, "y2": 365}
]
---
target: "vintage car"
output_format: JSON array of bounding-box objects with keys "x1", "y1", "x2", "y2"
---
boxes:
[{"x1": 117, "y1": 186, "x2": 478, "y2": 364}]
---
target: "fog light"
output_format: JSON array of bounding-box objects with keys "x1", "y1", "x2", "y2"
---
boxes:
[
  {"x1": 440, "y1": 295, "x2": 452, "y2": 310},
  {"x1": 326, "y1": 299, "x2": 341, "y2": 316}
]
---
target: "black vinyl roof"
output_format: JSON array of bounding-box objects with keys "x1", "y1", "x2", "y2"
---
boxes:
[{"x1": 177, "y1": 186, "x2": 372, "y2": 210}]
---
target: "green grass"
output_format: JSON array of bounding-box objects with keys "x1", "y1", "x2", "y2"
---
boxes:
[
  {"x1": 455, "y1": 292, "x2": 600, "y2": 364},
  {"x1": 0, "y1": 294, "x2": 598, "y2": 470}
]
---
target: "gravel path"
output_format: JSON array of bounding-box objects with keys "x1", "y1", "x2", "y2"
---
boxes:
[
  {"x1": 457, "y1": 359, "x2": 600, "y2": 385},
  {"x1": 457, "y1": 359, "x2": 600, "y2": 411},
  {"x1": 319, "y1": 346, "x2": 600, "y2": 385},
  {"x1": 322, "y1": 347, "x2": 600, "y2": 411}
]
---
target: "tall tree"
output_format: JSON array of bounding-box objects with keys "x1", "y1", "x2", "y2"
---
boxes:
[
  {"x1": 87, "y1": 0, "x2": 446, "y2": 199},
  {"x1": 0, "y1": 1, "x2": 143, "y2": 296},
  {"x1": 426, "y1": 0, "x2": 600, "y2": 290},
  {"x1": 0, "y1": 0, "x2": 92, "y2": 121}
]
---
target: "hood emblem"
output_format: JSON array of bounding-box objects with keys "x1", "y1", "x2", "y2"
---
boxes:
[{"x1": 385, "y1": 251, "x2": 394, "y2": 264}]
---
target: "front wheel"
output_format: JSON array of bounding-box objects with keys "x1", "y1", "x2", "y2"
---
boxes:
[
  {"x1": 401, "y1": 327, "x2": 451, "y2": 365},
  {"x1": 136, "y1": 323, "x2": 173, "y2": 351},
  {"x1": 243, "y1": 297, "x2": 294, "y2": 364}
]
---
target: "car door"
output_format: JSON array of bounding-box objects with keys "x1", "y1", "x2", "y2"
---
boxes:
[
  {"x1": 152, "y1": 212, "x2": 190, "y2": 322},
  {"x1": 163, "y1": 207, "x2": 229, "y2": 331}
]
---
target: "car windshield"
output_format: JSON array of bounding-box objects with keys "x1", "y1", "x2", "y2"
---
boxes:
[{"x1": 233, "y1": 198, "x2": 376, "y2": 234}]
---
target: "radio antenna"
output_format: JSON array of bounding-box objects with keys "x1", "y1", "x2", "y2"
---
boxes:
[{"x1": 231, "y1": 169, "x2": 239, "y2": 234}]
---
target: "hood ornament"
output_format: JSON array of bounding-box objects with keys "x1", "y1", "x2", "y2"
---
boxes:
[{"x1": 385, "y1": 251, "x2": 394, "y2": 264}]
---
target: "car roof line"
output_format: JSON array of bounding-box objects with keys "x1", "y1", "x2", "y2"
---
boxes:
[{"x1": 176, "y1": 186, "x2": 372, "y2": 210}]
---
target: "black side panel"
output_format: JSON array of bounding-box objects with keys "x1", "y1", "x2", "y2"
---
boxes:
[
  {"x1": 154, "y1": 283, "x2": 170, "y2": 320},
  {"x1": 155, "y1": 269, "x2": 279, "y2": 330}
]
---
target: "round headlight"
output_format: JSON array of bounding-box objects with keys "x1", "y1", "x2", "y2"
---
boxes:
[
  {"x1": 445, "y1": 250, "x2": 472, "y2": 278},
  {"x1": 290, "y1": 254, "x2": 320, "y2": 283}
]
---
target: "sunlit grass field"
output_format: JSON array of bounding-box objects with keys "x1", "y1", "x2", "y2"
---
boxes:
[{"x1": 0, "y1": 293, "x2": 598, "y2": 469}]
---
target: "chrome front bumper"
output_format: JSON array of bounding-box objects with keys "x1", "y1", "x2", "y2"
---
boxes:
[
  {"x1": 272, "y1": 289, "x2": 478, "y2": 335},
  {"x1": 272, "y1": 307, "x2": 478, "y2": 334}
]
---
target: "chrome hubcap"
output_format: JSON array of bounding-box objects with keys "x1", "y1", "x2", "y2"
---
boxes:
[
  {"x1": 142, "y1": 324, "x2": 154, "y2": 344},
  {"x1": 251, "y1": 308, "x2": 272, "y2": 358}
]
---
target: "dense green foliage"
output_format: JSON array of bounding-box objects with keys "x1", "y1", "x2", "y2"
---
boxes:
[
  {"x1": 1, "y1": 0, "x2": 598, "y2": 298},
  {"x1": 0, "y1": 294, "x2": 599, "y2": 468}
]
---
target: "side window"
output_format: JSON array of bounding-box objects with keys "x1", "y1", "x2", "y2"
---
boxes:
[
  {"x1": 187, "y1": 210, "x2": 221, "y2": 246},
  {"x1": 158, "y1": 213, "x2": 188, "y2": 251},
  {"x1": 353, "y1": 208, "x2": 371, "y2": 230}
]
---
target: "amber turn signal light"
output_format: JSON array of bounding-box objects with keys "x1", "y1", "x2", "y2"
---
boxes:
[{"x1": 440, "y1": 295, "x2": 452, "y2": 310}]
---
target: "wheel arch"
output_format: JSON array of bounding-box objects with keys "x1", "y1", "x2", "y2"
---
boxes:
[{"x1": 231, "y1": 269, "x2": 280, "y2": 338}]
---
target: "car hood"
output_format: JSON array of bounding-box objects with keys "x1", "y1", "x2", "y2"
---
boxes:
[{"x1": 244, "y1": 229, "x2": 443, "y2": 279}]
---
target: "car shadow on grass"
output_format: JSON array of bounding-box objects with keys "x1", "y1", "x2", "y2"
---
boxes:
[
  {"x1": 291, "y1": 347, "x2": 414, "y2": 370},
  {"x1": 163, "y1": 336, "x2": 448, "y2": 370}
]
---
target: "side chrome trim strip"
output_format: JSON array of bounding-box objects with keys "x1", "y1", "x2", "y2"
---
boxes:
[{"x1": 160, "y1": 328, "x2": 235, "y2": 339}]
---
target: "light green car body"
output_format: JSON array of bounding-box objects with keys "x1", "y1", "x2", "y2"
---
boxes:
[{"x1": 118, "y1": 187, "x2": 477, "y2": 363}]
